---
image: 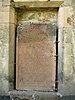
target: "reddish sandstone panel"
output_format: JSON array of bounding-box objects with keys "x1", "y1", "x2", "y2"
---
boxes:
[{"x1": 16, "y1": 23, "x2": 56, "y2": 91}]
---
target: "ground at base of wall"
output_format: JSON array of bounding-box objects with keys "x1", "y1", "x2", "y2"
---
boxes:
[
  {"x1": 9, "y1": 90, "x2": 59, "y2": 100},
  {"x1": 0, "y1": 96, "x2": 75, "y2": 100},
  {"x1": 61, "y1": 96, "x2": 75, "y2": 100}
]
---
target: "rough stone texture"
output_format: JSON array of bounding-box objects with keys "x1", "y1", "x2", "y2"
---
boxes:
[
  {"x1": 9, "y1": 23, "x2": 16, "y2": 90},
  {"x1": 0, "y1": 0, "x2": 17, "y2": 96},
  {"x1": 57, "y1": 28, "x2": 64, "y2": 93},
  {"x1": 0, "y1": 8, "x2": 9, "y2": 96},
  {"x1": 0, "y1": 1, "x2": 10, "y2": 96},
  {"x1": 17, "y1": 9, "x2": 58, "y2": 24},
  {"x1": 9, "y1": 7, "x2": 17, "y2": 24},
  {"x1": 14, "y1": 2, "x2": 63, "y2": 8},
  {"x1": 10, "y1": 91, "x2": 60, "y2": 100},
  {"x1": 58, "y1": 0, "x2": 75, "y2": 96},
  {"x1": 9, "y1": 6, "x2": 17, "y2": 91},
  {"x1": 58, "y1": 7, "x2": 73, "y2": 28},
  {"x1": 2, "y1": 0, "x2": 11, "y2": 6},
  {"x1": 72, "y1": 0, "x2": 75, "y2": 86},
  {"x1": 0, "y1": 0, "x2": 75, "y2": 99}
]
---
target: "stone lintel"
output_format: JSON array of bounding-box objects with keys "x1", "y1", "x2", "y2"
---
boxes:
[{"x1": 14, "y1": 1, "x2": 64, "y2": 8}]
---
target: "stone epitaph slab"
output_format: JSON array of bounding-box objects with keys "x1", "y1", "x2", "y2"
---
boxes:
[{"x1": 16, "y1": 23, "x2": 56, "y2": 91}]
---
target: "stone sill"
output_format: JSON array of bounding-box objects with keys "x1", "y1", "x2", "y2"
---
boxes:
[
  {"x1": 14, "y1": 1, "x2": 64, "y2": 8},
  {"x1": 9, "y1": 90, "x2": 61, "y2": 100}
]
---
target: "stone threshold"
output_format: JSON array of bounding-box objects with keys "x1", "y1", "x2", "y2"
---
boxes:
[{"x1": 9, "y1": 90, "x2": 61, "y2": 100}]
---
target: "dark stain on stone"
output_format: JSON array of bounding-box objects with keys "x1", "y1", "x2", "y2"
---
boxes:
[{"x1": 67, "y1": 17, "x2": 71, "y2": 25}]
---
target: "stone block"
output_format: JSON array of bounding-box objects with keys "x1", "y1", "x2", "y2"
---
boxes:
[
  {"x1": 58, "y1": 7, "x2": 64, "y2": 28},
  {"x1": 10, "y1": 91, "x2": 59, "y2": 100},
  {"x1": 18, "y1": 10, "x2": 57, "y2": 24},
  {"x1": 64, "y1": 7, "x2": 73, "y2": 27},
  {"x1": 0, "y1": 24, "x2": 9, "y2": 43},
  {"x1": 58, "y1": 28, "x2": 63, "y2": 83},
  {"x1": 63, "y1": 0, "x2": 72, "y2": 6},
  {"x1": 9, "y1": 24, "x2": 15, "y2": 45},
  {"x1": 64, "y1": 54, "x2": 73, "y2": 77},
  {"x1": 58, "y1": 7, "x2": 73, "y2": 28},
  {"x1": 63, "y1": 28, "x2": 73, "y2": 81},
  {"x1": 0, "y1": 6, "x2": 10, "y2": 12},
  {"x1": 64, "y1": 43, "x2": 72, "y2": 55},
  {"x1": 64, "y1": 32, "x2": 72, "y2": 43},
  {"x1": 15, "y1": 1, "x2": 63, "y2": 8},
  {"x1": 0, "y1": 78, "x2": 9, "y2": 95},
  {"x1": 72, "y1": 0, "x2": 75, "y2": 7},
  {"x1": 0, "y1": 1, "x2": 2, "y2": 7},
  {"x1": 9, "y1": 62, "x2": 14, "y2": 80},
  {"x1": 0, "y1": 24, "x2": 9, "y2": 95},
  {"x1": 9, "y1": 24, "x2": 15, "y2": 90},
  {"x1": 0, "y1": 24, "x2": 9, "y2": 75},
  {"x1": 9, "y1": 7, "x2": 17, "y2": 24},
  {"x1": 63, "y1": 28, "x2": 73, "y2": 79},
  {"x1": 0, "y1": 12, "x2": 9, "y2": 23},
  {"x1": 2, "y1": 0, "x2": 10, "y2": 6},
  {"x1": 62, "y1": 79, "x2": 75, "y2": 95}
]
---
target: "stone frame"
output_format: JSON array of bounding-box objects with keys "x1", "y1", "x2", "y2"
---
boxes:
[{"x1": 9, "y1": 0, "x2": 65, "y2": 98}]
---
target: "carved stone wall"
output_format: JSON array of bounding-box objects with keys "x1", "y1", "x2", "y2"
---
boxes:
[{"x1": 0, "y1": 0, "x2": 75, "y2": 99}]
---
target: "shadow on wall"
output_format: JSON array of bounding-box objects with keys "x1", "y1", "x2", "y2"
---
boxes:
[
  {"x1": 0, "y1": 96, "x2": 10, "y2": 100},
  {"x1": 61, "y1": 96, "x2": 75, "y2": 100}
]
